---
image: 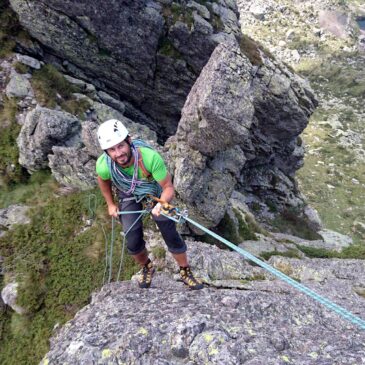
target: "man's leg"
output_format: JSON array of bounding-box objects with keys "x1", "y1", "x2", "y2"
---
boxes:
[
  {"x1": 153, "y1": 216, "x2": 203, "y2": 290},
  {"x1": 171, "y1": 252, "x2": 188, "y2": 267},
  {"x1": 132, "y1": 248, "x2": 149, "y2": 266},
  {"x1": 119, "y1": 194, "x2": 154, "y2": 288}
]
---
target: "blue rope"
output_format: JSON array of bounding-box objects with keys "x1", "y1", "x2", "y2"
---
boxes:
[
  {"x1": 101, "y1": 223, "x2": 109, "y2": 285},
  {"x1": 106, "y1": 208, "x2": 151, "y2": 282},
  {"x1": 107, "y1": 217, "x2": 115, "y2": 283},
  {"x1": 161, "y1": 211, "x2": 365, "y2": 331},
  {"x1": 116, "y1": 210, "x2": 148, "y2": 281}
]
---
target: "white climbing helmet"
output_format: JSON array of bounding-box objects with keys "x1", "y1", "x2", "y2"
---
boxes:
[{"x1": 97, "y1": 119, "x2": 129, "y2": 150}]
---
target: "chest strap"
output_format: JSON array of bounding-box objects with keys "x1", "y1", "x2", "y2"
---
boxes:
[{"x1": 137, "y1": 148, "x2": 152, "y2": 179}]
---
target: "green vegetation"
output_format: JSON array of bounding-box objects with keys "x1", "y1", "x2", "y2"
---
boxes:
[
  {"x1": 239, "y1": 34, "x2": 263, "y2": 66},
  {"x1": 98, "y1": 47, "x2": 112, "y2": 58},
  {"x1": 271, "y1": 206, "x2": 321, "y2": 241},
  {"x1": 260, "y1": 248, "x2": 302, "y2": 261},
  {"x1": 240, "y1": 273, "x2": 266, "y2": 283},
  {"x1": 31, "y1": 64, "x2": 90, "y2": 119},
  {"x1": 13, "y1": 61, "x2": 28, "y2": 74},
  {"x1": 0, "y1": 170, "x2": 58, "y2": 209},
  {"x1": 0, "y1": 188, "x2": 139, "y2": 364},
  {"x1": 162, "y1": 3, "x2": 194, "y2": 29},
  {"x1": 257, "y1": 238, "x2": 365, "y2": 261},
  {"x1": 287, "y1": 35, "x2": 319, "y2": 51},
  {"x1": 229, "y1": 209, "x2": 257, "y2": 243},
  {"x1": 204, "y1": 208, "x2": 260, "y2": 247},
  {"x1": 0, "y1": 0, "x2": 33, "y2": 58},
  {"x1": 61, "y1": 98, "x2": 91, "y2": 118},
  {"x1": 297, "y1": 243, "x2": 365, "y2": 260},
  {"x1": 0, "y1": 0, "x2": 21, "y2": 57},
  {"x1": 297, "y1": 246, "x2": 336, "y2": 259},
  {"x1": 211, "y1": 13, "x2": 224, "y2": 32},
  {"x1": 151, "y1": 246, "x2": 166, "y2": 259},
  {"x1": 0, "y1": 97, "x2": 28, "y2": 186},
  {"x1": 157, "y1": 37, "x2": 182, "y2": 59},
  {"x1": 297, "y1": 129, "x2": 365, "y2": 244},
  {"x1": 341, "y1": 244, "x2": 365, "y2": 259},
  {"x1": 301, "y1": 59, "x2": 365, "y2": 98}
]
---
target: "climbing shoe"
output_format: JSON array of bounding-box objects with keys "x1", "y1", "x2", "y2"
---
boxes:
[
  {"x1": 138, "y1": 260, "x2": 155, "y2": 289},
  {"x1": 179, "y1": 266, "x2": 204, "y2": 290}
]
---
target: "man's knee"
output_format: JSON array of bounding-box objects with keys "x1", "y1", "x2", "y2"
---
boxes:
[
  {"x1": 125, "y1": 227, "x2": 145, "y2": 255},
  {"x1": 154, "y1": 218, "x2": 187, "y2": 254}
]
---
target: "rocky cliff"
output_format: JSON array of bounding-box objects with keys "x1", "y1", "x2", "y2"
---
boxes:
[
  {"x1": 39, "y1": 237, "x2": 365, "y2": 365},
  {"x1": 2, "y1": 1, "x2": 364, "y2": 364},
  {"x1": 6, "y1": 0, "x2": 318, "y2": 232},
  {"x1": 9, "y1": 0, "x2": 240, "y2": 137}
]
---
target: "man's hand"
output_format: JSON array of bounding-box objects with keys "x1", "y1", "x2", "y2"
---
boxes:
[
  {"x1": 152, "y1": 202, "x2": 162, "y2": 217},
  {"x1": 108, "y1": 203, "x2": 119, "y2": 218}
]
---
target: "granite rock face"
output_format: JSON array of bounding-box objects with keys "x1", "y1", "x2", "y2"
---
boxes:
[
  {"x1": 16, "y1": 98, "x2": 159, "y2": 188},
  {"x1": 40, "y1": 268, "x2": 365, "y2": 365},
  {"x1": 39, "y1": 230, "x2": 365, "y2": 364},
  {"x1": 7, "y1": 0, "x2": 318, "y2": 230},
  {"x1": 9, "y1": 0, "x2": 240, "y2": 137}
]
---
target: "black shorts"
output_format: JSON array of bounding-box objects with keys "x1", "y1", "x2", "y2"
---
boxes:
[{"x1": 118, "y1": 192, "x2": 187, "y2": 255}]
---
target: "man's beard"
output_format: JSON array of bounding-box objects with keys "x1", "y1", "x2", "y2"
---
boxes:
[{"x1": 115, "y1": 147, "x2": 133, "y2": 167}]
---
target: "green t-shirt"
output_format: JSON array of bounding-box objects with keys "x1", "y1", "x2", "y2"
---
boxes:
[{"x1": 96, "y1": 147, "x2": 168, "y2": 182}]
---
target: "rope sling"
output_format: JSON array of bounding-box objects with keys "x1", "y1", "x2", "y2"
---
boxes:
[{"x1": 105, "y1": 139, "x2": 162, "y2": 200}]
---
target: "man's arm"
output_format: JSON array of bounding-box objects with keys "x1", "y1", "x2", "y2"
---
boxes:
[
  {"x1": 152, "y1": 173, "x2": 174, "y2": 216},
  {"x1": 97, "y1": 176, "x2": 118, "y2": 217}
]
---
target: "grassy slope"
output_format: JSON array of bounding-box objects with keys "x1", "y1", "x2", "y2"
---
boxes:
[
  {"x1": 296, "y1": 56, "x2": 365, "y2": 244},
  {"x1": 0, "y1": 181, "x2": 139, "y2": 364},
  {"x1": 239, "y1": 0, "x2": 365, "y2": 245}
]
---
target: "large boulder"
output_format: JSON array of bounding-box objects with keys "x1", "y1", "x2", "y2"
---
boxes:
[
  {"x1": 268, "y1": 256, "x2": 365, "y2": 287},
  {"x1": 167, "y1": 38, "x2": 317, "y2": 226},
  {"x1": 48, "y1": 146, "x2": 97, "y2": 190},
  {"x1": 1, "y1": 282, "x2": 26, "y2": 314},
  {"x1": 9, "y1": 0, "x2": 240, "y2": 137},
  {"x1": 5, "y1": 71, "x2": 34, "y2": 99},
  {"x1": 0, "y1": 204, "x2": 31, "y2": 237},
  {"x1": 144, "y1": 232, "x2": 267, "y2": 288},
  {"x1": 17, "y1": 106, "x2": 81, "y2": 172}
]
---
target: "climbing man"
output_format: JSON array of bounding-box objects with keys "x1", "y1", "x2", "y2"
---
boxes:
[{"x1": 96, "y1": 119, "x2": 203, "y2": 290}]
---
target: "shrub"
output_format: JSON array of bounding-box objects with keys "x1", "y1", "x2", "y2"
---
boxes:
[
  {"x1": 31, "y1": 64, "x2": 77, "y2": 107},
  {"x1": 13, "y1": 61, "x2": 28, "y2": 74},
  {"x1": 239, "y1": 34, "x2": 263, "y2": 66},
  {"x1": 0, "y1": 0, "x2": 31, "y2": 58},
  {"x1": 31, "y1": 64, "x2": 91, "y2": 118},
  {"x1": 271, "y1": 206, "x2": 321, "y2": 240},
  {"x1": 0, "y1": 97, "x2": 28, "y2": 186},
  {"x1": 260, "y1": 248, "x2": 302, "y2": 261},
  {"x1": 0, "y1": 189, "x2": 139, "y2": 364},
  {"x1": 151, "y1": 246, "x2": 166, "y2": 259}
]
